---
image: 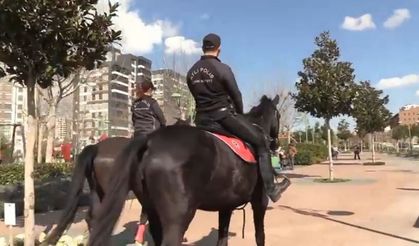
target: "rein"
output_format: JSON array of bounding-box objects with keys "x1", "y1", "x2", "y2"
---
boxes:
[{"x1": 235, "y1": 202, "x2": 249, "y2": 239}]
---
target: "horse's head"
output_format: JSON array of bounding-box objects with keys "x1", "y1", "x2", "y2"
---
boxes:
[
  {"x1": 247, "y1": 95, "x2": 280, "y2": 151},
  {"x1": 173, "y1": 117, "x2": 191, "y2": 126}
]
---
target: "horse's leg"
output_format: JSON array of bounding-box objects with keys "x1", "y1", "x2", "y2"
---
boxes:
[
  {"x1": 160, "y1": 207, "x2": 196, "y2": 246},
  {"x1": 147, "y1": 209, "x2": 163, "y2": 246},
  {"x1": 86, "y1": 189, "x2": 101, "y2": 232},
  {"x1": 251, "y1": 183, "x2": 269, "y2": 246},
  {"x1": 216, "y1": 210, "x2": 233, "y2": 246}
]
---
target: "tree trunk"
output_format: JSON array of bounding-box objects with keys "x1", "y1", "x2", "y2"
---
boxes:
[
  {"x1": 326, "y1": 119, "x2": 334, "y2": 181},
  {"x1": 24, "y1": 85, "x2": 37, "y2": 246},
  {"x1": 45, "y1": 105, "x2": 57, "y2": 163},
  {"x1": 312, "y1": 129, "x2": 315, "y2": 144},
  {"x1": 360, "y1": 139, "x2": 363, "y2": 152},
  {"x1": 396, "y1": 140, "x2": 399, "y2": 153},
  {"x1": 37, "y1": 122, "x2": 44, "y2": 164},
  {"x1": 10, "y1": 125, "x2": 17, "y2": 160},
  {"x1": 372, "y1": 134, "x2": 376, "y2": 163}
]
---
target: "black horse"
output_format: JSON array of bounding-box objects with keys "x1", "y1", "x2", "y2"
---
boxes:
[
  {"x1": 43, "y1": 118, "x2": 190, "y2": 245},
  {"x1": 89, "y1": 95, "x2": 290, "y2": 246},
  {"x1": 41, "y1": 137, "x2": 131, "y2": 244}
]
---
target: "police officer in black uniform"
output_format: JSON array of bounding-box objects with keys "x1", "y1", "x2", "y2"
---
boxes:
[
  {"x1": 131, "y1": 80, "x2": 166, "y2": 138},
  {"x1": 187, "y1": 33, "x2": 289, "y2": 202}
]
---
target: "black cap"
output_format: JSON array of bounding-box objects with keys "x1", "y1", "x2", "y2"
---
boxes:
[
  {"x1": 202, "y1": 33, "x2": 221, "y2": 50},
  {"x1": 140, "y1": 80, "x2": 155, "y2": 91}
]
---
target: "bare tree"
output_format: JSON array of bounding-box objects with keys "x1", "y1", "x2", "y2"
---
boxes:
[
  {"x1": 251, "y1": 83, "x2": 297, "y2": 140},
  {"x1": 37, "y1": 71, "x2": 82, "y2": 163}
]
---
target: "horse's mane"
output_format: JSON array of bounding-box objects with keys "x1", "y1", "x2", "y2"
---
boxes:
[{"x1": 245, "y1": 95, "x2": 273, "y2": 120}]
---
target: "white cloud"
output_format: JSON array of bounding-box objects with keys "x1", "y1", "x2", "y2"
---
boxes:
[
  {"x1": 383, "y1": 9, "x2": 411, "y2": 29},
  {"x1": 96, "y1": 0, "x2": 179, "y2": 54},
  {"x1": 377, "y1": 74, "x2": 419, "y2": 89},
  {"x1": 341, "y1": 14, "x2": 376, "y2": 31},
  {"x1": 164, "y1": 36, "x2": 201, "y2": 55},
  {"x1": 416, "y1": 90, "x2": 419, "y2": 96},
  {"x1": 200, "y1": 13, "x2": 211, "y2": 20}
]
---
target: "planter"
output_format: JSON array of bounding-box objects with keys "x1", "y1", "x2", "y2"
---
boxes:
[
  {"x1": 0, "y1": 177, "x2": 72, "y2": 218},
  {"x1": 363, "y1": 162, "x2": 385, "y2": 166}
]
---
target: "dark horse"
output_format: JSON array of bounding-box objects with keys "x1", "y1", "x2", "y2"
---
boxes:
[
  {"x1": 89, "y1": 95, "x2": 289, "y2": 246},
  {"x1": 41, "y1": 137, "x2": 131, "y2": 244},
  {"x1": 42, "y1": 118, "x2": 191, "y2": 244}
]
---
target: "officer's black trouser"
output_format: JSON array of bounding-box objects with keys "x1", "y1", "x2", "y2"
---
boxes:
[
  {"x1": 218, "y1": 115, "x2": 266, "y2": 152},
  {"x1": 216, "y1": 115, "x2": 276, "y2": 192}
]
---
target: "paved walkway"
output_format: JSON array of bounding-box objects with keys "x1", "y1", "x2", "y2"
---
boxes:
[{"x1": 1, "y1": 152, "x2": 418, "y2": 245}]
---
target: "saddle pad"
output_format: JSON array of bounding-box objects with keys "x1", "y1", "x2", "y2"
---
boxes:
[{"x1": 208, "y1": 132, "x2": 257, "y2": 163}]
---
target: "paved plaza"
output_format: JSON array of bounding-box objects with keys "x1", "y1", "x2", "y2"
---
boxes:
[{"x1": 1, "y1": 152, "x2": 418, "y2": 245}]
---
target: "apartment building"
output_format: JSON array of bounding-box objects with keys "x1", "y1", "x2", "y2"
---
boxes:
[
  {"x1": 399, "y1": 104, "x2": 419, "y2": 125},
  {"x1": 152, "y1": 69, "x2": 194, "y2": 124},
  {"x1": 55, "y1": 117, "x2": 72, "y2": 141},
  {"x1": 75, "y1": 48, "x2": 152, "y2": 145},
  {"x1": 0, "y1": 77, "x2": 26, "y2": 154}
]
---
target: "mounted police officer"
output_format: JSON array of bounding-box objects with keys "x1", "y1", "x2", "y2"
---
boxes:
[{"x1": 186, "y1": 33, "x2": 289, "y2": 202}]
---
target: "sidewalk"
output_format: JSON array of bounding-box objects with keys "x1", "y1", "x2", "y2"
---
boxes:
[{"x1": 1, "y1": 152, "x2": 418, "y2": 245}]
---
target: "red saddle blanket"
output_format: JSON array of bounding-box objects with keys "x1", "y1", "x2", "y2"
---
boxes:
[{"x1": 208, "y1": 132, "x2": 257, "y2": 163}]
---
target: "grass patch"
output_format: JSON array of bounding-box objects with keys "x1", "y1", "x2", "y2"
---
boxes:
[
  {"x1": 313, "y1": 178, "x2": 351, "y2": 183},
  {"x1": 363, "y1": 162, "x2": 385, "y2": 166}
]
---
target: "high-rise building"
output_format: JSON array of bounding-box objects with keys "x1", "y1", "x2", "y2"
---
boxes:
[
  {"x1": 75, "y1": 48, "x2": 152, "y2": 146},
  {"x1": 0, "y1": 77, "x2": 26, "y2": 154},
  {"x1": 55, "y1": 117, "x2": 72, "y2": 141},
  {"x1": 152, "y1": 69, "x2": 194, "y2": 124}
]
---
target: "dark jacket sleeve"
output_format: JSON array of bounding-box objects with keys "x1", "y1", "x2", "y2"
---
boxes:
[
  {"x1": 131, "y1": 103, "x2": 136, "y2": 125},
  {"x1": 222, "y1": 65, "x2": 244, "y2": 114},
  {"x1": 151, "y1": 100, "x2": 166, "y2": 126}
]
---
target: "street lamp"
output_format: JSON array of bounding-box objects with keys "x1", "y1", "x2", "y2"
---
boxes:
[{"x1": 171, "y1": 92, "x2": 184, "y2": 120}]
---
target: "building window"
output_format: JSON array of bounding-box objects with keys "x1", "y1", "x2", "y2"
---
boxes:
[
  {"x1": 84, "y1": 87, "x2": 87, "y2": 93},
  {"x1": 99, "y1": 85, "x2": 103, "y2": 91},
  {"x1": 99, "y1": 93, "x2": 103, "y2": 100},
  {"x1": 92, "y1": 113, "x2": 96, "y2": 118},
  {"x1": 83, "y1": 96, "x2": 87, "y2": 101}
]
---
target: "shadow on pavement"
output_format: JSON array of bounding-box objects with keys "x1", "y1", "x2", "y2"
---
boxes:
[
  {"x1": 283, "y1": 173, "x2": 320, "y2": 179},
  {"x1": 185, "y1": 228, "x2": 236, "y2": 246},
  {"x1": 111, "y1": 223, "x2": 237, "y2": 246},
  {"x1": 397, "y1": 187, "x2": 419, "y2": 191},
  {"x1": 278, "y1": 205, "x2": 419, "y2": 244}
]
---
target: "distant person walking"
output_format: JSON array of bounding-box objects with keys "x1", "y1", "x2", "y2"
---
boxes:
[
  {"x1": 354, "y1": 145, "x2": 361, "y2": 160},
  {"x1": 288, "y1": 143, "x2": 297, "y2": 169}
]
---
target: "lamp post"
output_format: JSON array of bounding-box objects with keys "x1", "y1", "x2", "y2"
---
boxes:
[{"x1": 171, "y1": 92, "x2": 184, "y2": 120}]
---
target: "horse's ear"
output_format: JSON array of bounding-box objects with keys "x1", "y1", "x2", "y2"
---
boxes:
[{"x1": 273, "y1": 95, "x2": 280, "y2": 105}]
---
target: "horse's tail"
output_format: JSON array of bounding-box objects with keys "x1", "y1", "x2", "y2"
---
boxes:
[
  {"x1": 88, "y1": 136, "x2": 148, "y2": 246},
  {"x1": 42, "y1": 144, "x2": 97, "y2": 245}
]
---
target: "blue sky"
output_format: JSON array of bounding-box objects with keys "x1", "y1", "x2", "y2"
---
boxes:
[{"x1": 107, "y1": 0, "x2": 419, "y2": 129}]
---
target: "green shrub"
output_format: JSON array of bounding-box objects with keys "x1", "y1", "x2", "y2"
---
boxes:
[
  {"x1": 295, "y1": 151, "x2": 312, "y2": 165},
  {"x1": 294, "y1": 143, "x2": 328, "y2": 165},
  {"x1": 0, "y1": 163, "x2": 72, "y2": 185}
]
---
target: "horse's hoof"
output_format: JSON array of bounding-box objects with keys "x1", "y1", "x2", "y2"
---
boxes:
[{"x1": 135, "y1": 242, "x2": 148, "y2": 246}]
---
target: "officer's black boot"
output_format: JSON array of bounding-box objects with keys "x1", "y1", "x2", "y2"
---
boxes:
[{"x1": 258, "y1": 152, "x2": 291, "y2": 202}]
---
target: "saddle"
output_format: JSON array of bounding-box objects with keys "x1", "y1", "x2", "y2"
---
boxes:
[{"x1": 197, "y1": 120, "x2": 257, "y2": 164}]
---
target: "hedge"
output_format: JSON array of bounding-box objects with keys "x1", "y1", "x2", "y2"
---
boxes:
[
  {"x1": 0, "y1": 162, "x2": 73, "y2": 185},
  {"x1": 294, "y1": 143, "x2": 328, "y2": 165}
]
